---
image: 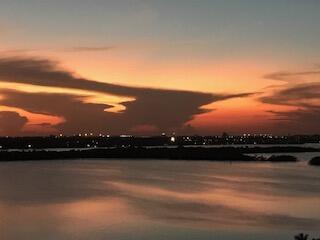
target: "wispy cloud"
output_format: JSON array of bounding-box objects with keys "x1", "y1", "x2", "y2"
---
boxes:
[
  {"x1": 264, "y1": 69, "x2": 320, "y2": 83},
  {"x1": 0, "y1": 48, "x2": 37, "y2": 54},
  {"x1": 260, "y1": 67, "x2": 320, "y2": 133},
  {"x1": 65, "y1": 46, "x2": 116, "y2": 52}
]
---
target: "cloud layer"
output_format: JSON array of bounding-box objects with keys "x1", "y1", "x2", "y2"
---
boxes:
[
  {"x1": 0, "y1": 56, "x2": 251, "y2": 135},
  {"x1": 0, "y1": 111, "x2": 28, "y2": 136},
  {"x1": 261, "y1": 69, "x2": 320, "y2": 133}
]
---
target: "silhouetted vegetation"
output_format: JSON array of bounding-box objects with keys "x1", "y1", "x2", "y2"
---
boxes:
[
  {"x1": 0, "y1": 146, "x2": 304, "y2": 162},
  {"x1": 267, "y1": 155, "x2": 298, "y2": 162},
  {"x1": 309, "y1": 157, "x2": 320, "y2": 166},
  {"x1": 0, "y1": 147, "x2": 257, "y2": 161},
  {"x1": 294, "y1": 233, "x2": 320, "y2": 240},
  {"x1": 295, "y1": 233, "x2": 309, "y2": 240},
  {"x1": 241, "y1": 146, "x2": 320, "y2": 154}
]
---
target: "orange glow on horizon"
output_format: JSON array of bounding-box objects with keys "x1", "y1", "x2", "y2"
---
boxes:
[{"x1": 189, "y1": 97, "x2": 298, "y2": 134}]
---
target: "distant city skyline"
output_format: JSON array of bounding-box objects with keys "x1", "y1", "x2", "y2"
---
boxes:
[{"x1": 0, "y1": 0, "x2": 320, "y2": 136}]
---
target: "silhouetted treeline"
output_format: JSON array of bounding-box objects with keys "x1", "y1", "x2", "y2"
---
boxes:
[
  {"x1": 0, "y1": 147, "x2": 251, "y2": 161},
  {"x1": 240, "y1": 146, "x2": 320, "y2": 153},
  {"x1": 0, "y1": 146, "x2": 305, "y2": 162},
  {"x1": 267, "y1": 155, "x2": 298, "y2": 162}
]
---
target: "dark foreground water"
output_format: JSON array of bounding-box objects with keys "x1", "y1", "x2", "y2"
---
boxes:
[{"x1": 0, "y1": 156, "x2": 319, "y2": 240}]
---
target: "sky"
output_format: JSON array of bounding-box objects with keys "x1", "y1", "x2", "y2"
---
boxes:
[{"x1": 0, "y1": 0, "x2": 320, "y2": 136}]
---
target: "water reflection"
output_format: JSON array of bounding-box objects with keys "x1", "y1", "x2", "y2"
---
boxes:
[{"x1": 0, "y1": 159, "x2": 319, "y2": 240}]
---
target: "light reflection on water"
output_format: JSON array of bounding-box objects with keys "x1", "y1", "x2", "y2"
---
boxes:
[{"x1": 0, "y1": 157, "x2": 319, "y2": 240}]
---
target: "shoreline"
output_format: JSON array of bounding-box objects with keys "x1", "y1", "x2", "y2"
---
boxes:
[{"x1": 1, "y1": 146, "x2": 318, "y2": 162}]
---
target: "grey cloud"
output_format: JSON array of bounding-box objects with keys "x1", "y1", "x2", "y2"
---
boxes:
[
  {"x1": 0, "y1": 90, "x2": 120, "y2": 135},
  {"x1": 260, "y1": 67, "x2": 320, "y2": 133},
  {"x1": 0, "y1": 111, "x2": 28, "y2": 136},
  {"x1": 262, "y1": 68, "x2": 320, "y2": 106},
  {"x1": 260, "y1": 82, "x2": 320, "y2": 106},
  {"x1": 0, "y1": 57, "x2": 235, "y2": 98},
  {"x1": 0, "y1": 56, "x2": 253, "y2": 135},
  {"x1": 265, "y1": 108, "x2": 320, "y2": 134}
]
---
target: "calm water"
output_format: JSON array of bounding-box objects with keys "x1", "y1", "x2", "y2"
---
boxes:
[{"x1": 0, "y1": 155, "x2": 319, "y2": 240}]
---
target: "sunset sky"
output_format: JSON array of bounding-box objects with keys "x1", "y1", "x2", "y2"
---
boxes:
[{"x1": 0, "y1": 0, "x2": 320, "y2": 136}]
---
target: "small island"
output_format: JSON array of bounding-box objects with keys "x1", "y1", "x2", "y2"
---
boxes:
[
  {"x1": 309, "y1": 157, "x2": 320, "y2": 166},
  {"x1": 266, "y1": 155, "x2": 298, "y2": 162}
]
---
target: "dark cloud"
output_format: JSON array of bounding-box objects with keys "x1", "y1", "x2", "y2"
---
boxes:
[
  {"x1": 0, "y1": 90, "x2": 254, "y2": 135},
  {"x1": 261, "y1": 68, "x2": 320, "y2": 133},
  {"x1": 262, "y1": 69, "x2": 320, "y2": 107},
  {"x1": 0, "y1": 90, "x2": 120, "y2": 134},
  {"x1": 0, "y1": 56, "x2": 253, "y2": 135},
  {"x1": 0, "y1": 111, "x2": 28, "y2": 136},
  {"x1": 0, "y1": 56, "x2": 242, "y2": 98},
  {"x1": 265, "y1": 108, "x2": 320, "y2": 134},
  {"x1": 261, "y1": 82, "x2": 320, "y2": 106}
]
